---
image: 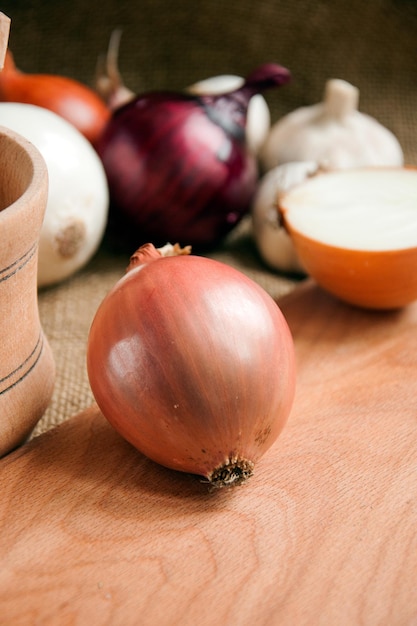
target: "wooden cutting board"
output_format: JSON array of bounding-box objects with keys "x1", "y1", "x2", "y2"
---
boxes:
[{"x1": 1, "y1": 280, "x2": 417, "y2": 625}]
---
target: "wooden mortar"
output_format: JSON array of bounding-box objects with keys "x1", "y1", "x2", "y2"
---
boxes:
[{"x1": 0, "y1": 125, "x2": 55, "y2": 456}]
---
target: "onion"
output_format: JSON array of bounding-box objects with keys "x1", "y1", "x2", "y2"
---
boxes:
[
  {"x1": 279, "y1": 166, "x2": 417, "y2": 309},
  {"x1": 0, "y1": 50, "x2": 110, "y2": 145},
  {"x1": 0, "y1": 102, "x2": 109, "y2": 287},
  {"x1": 95, "y1": 63, "x2": 291, "y2": 251},
  {"x1": 87, "y1": 243, "x2": 296, "y2": 487}
]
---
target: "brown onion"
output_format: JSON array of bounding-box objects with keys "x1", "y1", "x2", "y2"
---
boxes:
[
  {"x1": 0, "y1": 51, "x2": 110, "y2": 145},
  {"x1": 87, "y1": 243, "x2": 296, "y2": 488}
]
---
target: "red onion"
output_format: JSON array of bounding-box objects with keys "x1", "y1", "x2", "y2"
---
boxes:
[
  {"x1": 87, "y1": 243, "x2": 296, "y2": 488},
  {"x1": 95, "y1": 64, "x2": 290, "y2": 250}
]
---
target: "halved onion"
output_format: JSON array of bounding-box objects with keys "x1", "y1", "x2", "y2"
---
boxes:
[{"x1": 279, "y1": 167, "x2": 417, "y2": 309}]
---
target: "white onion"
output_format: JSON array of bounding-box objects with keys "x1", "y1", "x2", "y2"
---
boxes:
[
  {"x1": 278, "y1": 167, "x2": 417, "y2": 309},
  {"x1": 281, "y1": 167, "x2": 417, "y2": 251},
  {"x1": 0, "y1": 102, "x2": 109, "y2": 287}
]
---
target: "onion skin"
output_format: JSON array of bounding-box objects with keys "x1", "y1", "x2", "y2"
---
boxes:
[
  {"x1": 87, "y1": 244, "x2": 296, "y2": 487},
  {"x1": 0, "y1": 51, "x2": 111, "y2": 145},
  {"x1": 96, "y1": 63, "x2": 290, "y2": 251}
]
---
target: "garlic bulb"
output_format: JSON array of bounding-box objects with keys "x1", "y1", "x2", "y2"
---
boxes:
[
  {"x1": 187, "y1": 74, "x2": 271, "y2": 155},
  {"x1": 0, "y1": 103, "x2": 109, "y2": 287},
  {"x1": 252, "y1": 161, "x2": 319, "y2": 274},
  {"x1": 260, "y1": 79, "x2": 404, "y2": 171}
]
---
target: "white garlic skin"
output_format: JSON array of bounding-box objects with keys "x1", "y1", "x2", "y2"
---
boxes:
[
  {"x1": 0, "y1": 103, "x2": 109, "y2": 287},
  {"x1": 252, "y1": 161, "x2": 319, "y2": 274},
  {"x1": 260, "y1": 79, "x2": 404, "y2": 172},
  {"x1": 187, "y1": 74, "x2": 271, "y2": 155}
]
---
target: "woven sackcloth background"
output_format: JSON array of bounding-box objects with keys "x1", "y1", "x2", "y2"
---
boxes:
[{"x1": 1, "y1": 0, "x2": 416, "y2": 437}]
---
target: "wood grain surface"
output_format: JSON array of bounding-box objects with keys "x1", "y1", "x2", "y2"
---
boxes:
[{"x1": 1, "y1": 281, "x2": 417, "y2": 626}]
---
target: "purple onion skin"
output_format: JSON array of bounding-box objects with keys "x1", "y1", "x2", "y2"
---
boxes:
[{"x1": 96, "y1": 64, "x2": 291, "y2": 251}]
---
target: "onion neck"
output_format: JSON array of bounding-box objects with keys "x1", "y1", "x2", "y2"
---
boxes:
[
  {"x1": 95, "y1": 29, "x2": 137, "y2": 110},
  {"x1": 200, "y1": 63, "x2": 291, "y2": 141},
  {"x1": 127, "y1": 242, "x2": 192, "y2": 273}
]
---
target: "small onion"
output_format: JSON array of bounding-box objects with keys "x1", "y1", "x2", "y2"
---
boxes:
[
  {"x1": 95, "y1": 63, "x2": 290, "y2": 251},
  {"x1": 87, "y1": 243, "x2": 296, "y2": 487}
]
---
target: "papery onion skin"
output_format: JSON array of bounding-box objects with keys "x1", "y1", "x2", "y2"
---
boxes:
[
  {"x1": 0, "y1": 51, "x2": 111, "y2": 145},
  {"x1": 95, "y1": 63, "x2": 290, "y2": 251},
  {"x1": 87, "y1": 244, "x2": 296, "y2": 487}
]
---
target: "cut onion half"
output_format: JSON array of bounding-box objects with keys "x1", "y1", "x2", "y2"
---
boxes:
[{"x1": 279, "y1": 167, "x2": 417, "y2": 309}]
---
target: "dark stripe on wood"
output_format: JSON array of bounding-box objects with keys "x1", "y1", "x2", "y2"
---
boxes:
[
  {"x1": 0, "y1": 332, "x2": 44, "y2": 395},
  {"x1": 0, "y1": 243, "x2": 38, "y2": 283}
]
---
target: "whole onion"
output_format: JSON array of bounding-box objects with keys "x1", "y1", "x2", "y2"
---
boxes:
[
  {"x1": 87, "y1": 243, "x2": 296, "y2": 488},
  {"x1": 95, "y1": 63, "x2": 290, "y2": 251},
  {"x1": 0, "y1": 102, "x2": 109, "y2": 287},
  {"x1": 0, "y1": 51, "x2": 110, "y2": 145}
]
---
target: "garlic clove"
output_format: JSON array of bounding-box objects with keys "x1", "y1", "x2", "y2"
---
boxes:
[
  {"x1": 279, "y1": 166, "x2": 417, "y2": 309},
  {"x1": 187, "y1": 74, "x2": 271, "y2": 155},
  {"x1": 251, "y1": 161, "x2": 319, "y2": 274},
  {"x1": 260, "y1": 78, "x2": 404, "y2": 171}
]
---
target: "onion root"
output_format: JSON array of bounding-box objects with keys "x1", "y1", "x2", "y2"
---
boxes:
[{"x1": 205, "y1": 458, "x2": 255, "y2": 488}]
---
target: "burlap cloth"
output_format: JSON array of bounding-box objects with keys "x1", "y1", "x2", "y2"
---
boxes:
[{"x1": 1, "y1": 0, "x2": 416, "y2": 437}]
